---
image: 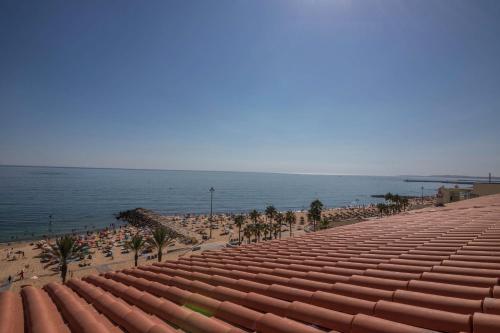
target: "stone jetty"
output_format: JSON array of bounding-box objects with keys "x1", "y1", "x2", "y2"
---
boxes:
[{"x1": 116, "y1": 208, "x2": 196, "y2": 244}]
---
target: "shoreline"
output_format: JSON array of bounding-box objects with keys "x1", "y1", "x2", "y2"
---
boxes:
[
  {"x1": 0, "y1": 196, "x2": 435, "y2": 246},
  {"x1": 0, "y1": 196, "x2": 435, "y2": 291}
]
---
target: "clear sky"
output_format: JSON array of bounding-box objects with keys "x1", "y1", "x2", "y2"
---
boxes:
[{"x1": 1, "y1": 0, "x2": 499, "y2": 176}]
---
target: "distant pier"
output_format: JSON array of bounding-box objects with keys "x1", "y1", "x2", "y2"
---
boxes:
[{"x1": 404, "y1": 179, "x2": 500, "y2": 185}]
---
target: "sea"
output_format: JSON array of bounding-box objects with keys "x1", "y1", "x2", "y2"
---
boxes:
[{"x1": 0, "y1": 165, "x2": 463, "y2": 242}]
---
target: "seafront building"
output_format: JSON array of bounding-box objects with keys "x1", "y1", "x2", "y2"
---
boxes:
[
  {"x1": 436, "y1": 186, "x2": 474, "y2": 204},
  {"x1": 437, "y1": 182, "x2": 500, "y2": 204},
  {"x1": 2, "y1": 195, "x2": 500, "y2": 332},
  {"x1": 473, "y1": 183, "x2": 500, "y2": 196}
]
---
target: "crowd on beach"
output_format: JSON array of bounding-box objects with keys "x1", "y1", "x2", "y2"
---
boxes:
[{"x1": 0, "y1": 195, "x2": 435, "y2": 291}]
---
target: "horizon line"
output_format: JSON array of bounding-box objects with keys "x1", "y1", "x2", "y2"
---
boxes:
[{"x1": 0, "y1": 163, "x2": 488, "y2": 178}]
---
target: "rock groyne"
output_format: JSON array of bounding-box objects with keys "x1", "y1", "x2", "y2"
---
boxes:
[
  {"x1": 116, "y1": 208, "x2": 196, "y2": 244},
  {"x1": 116, "y1": 208, "x2": 161, "y2": 228}
]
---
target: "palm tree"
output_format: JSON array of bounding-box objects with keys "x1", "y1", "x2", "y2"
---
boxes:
[
  {"x1": 46, "y1": 235, "x2": 82, "y2": 283},
  {"x1": 127, "y1": 233, "x2": 146, "y2": 267},
  {"x1": 261, "y1": 223, "x2": 268, "y2": 241},
  {"x1": 376, "y1": 203, "x2": 386, "y2": 217},
  {"x1": 285, "y1": 211, "x2": 296, "y2": 237},
  {"x1": 268, "y1": 223, "x2": 275, "y2": 239},
  {"x1": 274, "y1": 212, "x2": 284, "y2": 239},
  {"x1": 249, "y1": 210, "x2": 261, "y2": 241},
  {"x1": 265, "y1": 205, "x2": 277, "y2": 239},
  {"x1": 255, "y1": 222, "x2": 264, "y2": 242},
  {"x1": 308, "y1": 199, "x2": 324, "y2": 232},
  {"x1": 243, "y1": 225, "x2": 252, "y2": 244},
  {"x1": 249, "y1": 210, "x2": 260, "y2": 226},
  {"x1": 401, "y1": 197, "x2": 410, "y2": 211},
  {"x1": 266, "y1": 223, "x2": 278, "y2": 239},
  {"x1": 273, "y1": 222, "x2": 280, "y2": 239},
  {"x1": 267, "y1": 223, "x2": 273, "y2": 240},
  {"x1": 149, "y1": 226, "x2": 177, "y2": 262},
  {"x1": 392, "y1": 194, "x2": 402, "y2": 212},
  {"x1": 320, "y1": 218, "x2": 329, "y2": 230},
  {"x1": 233, "y1": 215, "x2": 245, "y2": 244}
]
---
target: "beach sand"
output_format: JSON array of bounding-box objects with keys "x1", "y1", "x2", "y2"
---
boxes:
[{"x1": 0, "y1": 197, "x2": 434, "y2": 292}]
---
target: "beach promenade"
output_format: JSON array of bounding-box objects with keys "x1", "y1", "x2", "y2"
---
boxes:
[
  {"x1": 0, "y1": 197, "x2": 433, "y2": 292},
  {"x1": 0, "y1": 194, "x2": 499, "y2": 333}
]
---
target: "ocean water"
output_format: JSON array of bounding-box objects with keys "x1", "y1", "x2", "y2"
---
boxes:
[{"x1": 0, "y1": 166, "x2": 449, "y2": 242}]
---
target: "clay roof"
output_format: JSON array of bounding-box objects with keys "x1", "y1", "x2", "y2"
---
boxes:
[{"x1": 2, "y1": 194, "x2": 500, "y2": 333}]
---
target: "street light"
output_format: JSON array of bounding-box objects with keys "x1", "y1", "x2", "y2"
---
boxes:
[
  {"x1": 421, "y1": 186, "x2": 424, "y2": 204},
  {"x1": 209, "y1": 187, "x2": 215, "y2": 239}
]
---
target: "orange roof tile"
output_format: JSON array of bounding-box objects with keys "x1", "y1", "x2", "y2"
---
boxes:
[{"x1": 2, "y1": 194, "x2": 500, "y2": 332}]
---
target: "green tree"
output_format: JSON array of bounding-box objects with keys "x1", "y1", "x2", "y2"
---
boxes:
[
  {"x1": 384, "y1": 192, "x2": 394, "y2": 202},
  {"x1": 127, "y1": 234, "x2": 146, "y2": 267},
  {"x1": 243, "y1": 225, "x2": 253, "y2": 244},
  {"x1": 262, "y1": 223, "x2": 270, "y2": 241},
  {"x1": 46, "y1": 235, "x2": 82, "y2": 283},
  {"x1": 320, "y1": 218, "x2": 330, "y2": 230},
  {"x1": 376, "y1": 203, "x2": 386, "y2": 217},
  {"x1": 265, "y1": 205, "x2": 277, "y2": 239},
  {"x1": 401, "y1": 197, "x2": 410, "y2": 211},
  {"x1": 308, "y1": 199, "x2": 324, "y2": 232},
  {"x1": 382, "y1": 193, "x2": 410, "y2": 215},
  {"x1": 249, "y1": 210, "x2": 260, "y2": 226},
  {"x1": 149, "y1": 226, "x2": 177, "y2": 262},
  {"x1": 255, "y1": 222, "x2": 264, "y2": 242},
  {"x1": 392, "y1": 194, "x2": 402, "y2": 212},
  {"x1": 274, "y1": 212, "x2": 284, "y2": 239},
  {"x1": 233, "y1": 214, "x2": 245, "y2": 244},
  {"x1": 285, "y1": 211, "x2": 296, "y2": 237}
]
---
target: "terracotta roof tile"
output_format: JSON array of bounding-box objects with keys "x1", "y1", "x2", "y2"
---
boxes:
[
  {"x1": 393, "y1": 289, "x2": 483, "y2": 314},
  {"x1": 373, "y1": 300, "x2": 472, "y2": 332},
  {"x1": 350, "y1": 314, "x2": 439, "y2": 333},
  {"x1": 0, "y1": 291, "x2": 24, "y2": 333},
  {"x1": 21, "y1": 286, "x2": 70, "y2": 333},
  {"x1": 4, "y1": 194, "x2": 500, "y2": 332}
]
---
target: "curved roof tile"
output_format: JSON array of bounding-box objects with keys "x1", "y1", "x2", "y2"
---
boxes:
[{"x1": 3, "y1": 194, "x2": 500, "y2": 332}]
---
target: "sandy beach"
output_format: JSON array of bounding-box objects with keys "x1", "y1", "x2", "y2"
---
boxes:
[{"x1": 0, "y1": 197, "x2": 434, "y2": 292}]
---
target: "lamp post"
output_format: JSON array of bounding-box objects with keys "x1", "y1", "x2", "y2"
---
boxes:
[
  {"x1": 421, "y1": 186, "x2": 424, "y2": 204},
  {"x1": 209, "y1": 187, "x2": 215, "y2": 239}
]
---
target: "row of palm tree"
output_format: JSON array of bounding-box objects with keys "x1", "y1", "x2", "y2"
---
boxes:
[
  {"x1": 376, "y1": 192, "x2": 410, "y2": 216},
  {"x1": 48, "y1": 199, "x2": 326, "y2": 283},
  {"x1": 232, "y1": 206, "x2": 298, "y2": 244},
  {"x1": 308, "y1": 199, "x2": 324, "y2": 232},
  {"x1": 233, "y1": 199, "x2": 324, "y2": 244},
  {"x1": 46, "y1": 225, "x2": 177, "y2": 283},
  {"x1": 128, "y1": 226, "x2": 177, "y2": 265}
]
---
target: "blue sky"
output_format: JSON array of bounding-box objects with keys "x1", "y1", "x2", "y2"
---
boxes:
[{"x1": 1, "y1": 0, "x2": 499, "y2": 176}]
